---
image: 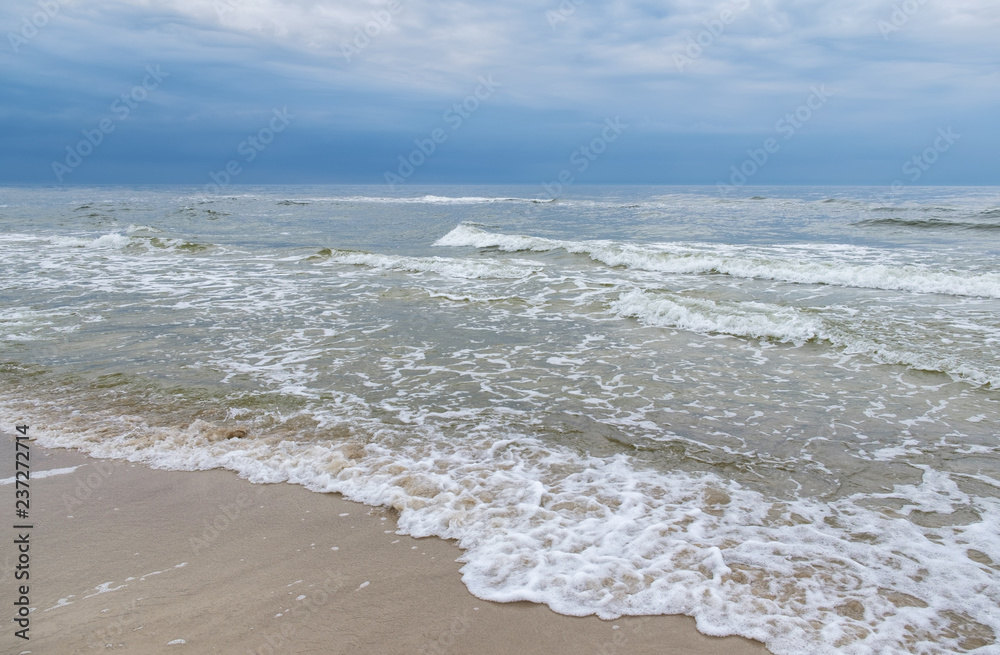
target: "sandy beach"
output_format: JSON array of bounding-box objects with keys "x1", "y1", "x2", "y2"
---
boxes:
[{"x1": 2, "y1": 432, "x2": 772, "y2": 654}]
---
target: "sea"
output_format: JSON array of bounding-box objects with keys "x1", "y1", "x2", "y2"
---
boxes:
[{"x1": 1, "y1": 185, "x2": 998, "y2": 654}]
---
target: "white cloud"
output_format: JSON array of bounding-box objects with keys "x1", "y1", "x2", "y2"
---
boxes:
[{"x1": 4, "y1": 0, "x2": 999, "y2": 133}]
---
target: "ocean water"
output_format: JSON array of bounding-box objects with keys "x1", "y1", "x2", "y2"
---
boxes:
[{"x1": 2, "y1": 185, "x2": 999, "y2": 654}]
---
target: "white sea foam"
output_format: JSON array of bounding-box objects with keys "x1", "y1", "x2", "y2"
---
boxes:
[
  {"x1": 412, "y1": 195, "x2": 554, "y2": 204},
  {"x1": 5, "y1": 187, "x2": 1000, "y2": 655},
  {"x1": 4, "y1": 404, "x2": 996, "y2": 655},
  {"x1": 317, "y1": 249, "x2": 541, "y2": 280},
  {"x1": 435, "y1": 224, "x2": 1000, "y2": 299},
  {"x1": 611, "y1": 290, "x2": 823, "y2": 343},
  {"x1": 0, "y1": 465, "x2": 79, "y2": 485},
  {"x1": 47, "y1": 232, "x2": 209, "y2": 253},
  {"x1": 293, "y1": 195, "x2": 555, "y2": 205},
  {"x1": 126, "y1": 224, "x2": 162, "y2": 234},
  {"x1": 50, "y1": 233, "x2": 133, "y2": 250},
  {"x1": 611, "y1": 290, "x2": 1000, "y2": 386}
]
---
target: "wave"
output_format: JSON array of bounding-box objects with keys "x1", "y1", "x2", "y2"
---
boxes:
[
  {"x1": 310, "y1": 247, "x2": 540, "y2": 280},
  {"x1": 853, "y1": 217, "x2": 1000, "y2": 231},
  {"x1": 49, "y1": 233, "x2": 134, "y2": 249},
  {"x1": 434, "y1": 224, "x2": 1000, "y2": 299},
  {"x1": 413, "y1": 195, "x2": 555, "y2": 204},
  {"x1": 125, "y1": 224, "x2": 163, "y2": 234},
  {"x1": 4, "y1": 397, "x2": 997, "y2": 655},
  {"x1": 611, "y1": 291, "x2": 823, "y2": 343},
  {"x1": 48, "y1": 233, "x2": 213, "y2": 253},
  {"x1": 870, "y1": 206, "x2": 958, "y2": 213},
  {"x1": 289, "y1": 195, "x2": 557, "y2": 205},
  {"x1": 612, "y1": 290, "x2": 999, "y2": 387}
]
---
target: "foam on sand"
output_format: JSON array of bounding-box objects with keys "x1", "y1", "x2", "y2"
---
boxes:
[
  {"x1": 4, "y1": 403, "x2": 996, "y2": 655},
  {"x1": 0, "y1": 465, "x2": 79, "y2": 485}
]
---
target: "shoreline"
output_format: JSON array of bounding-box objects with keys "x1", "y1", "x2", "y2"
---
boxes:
[{"x1": 3, "y1": 433, "x2": 772, "y2": 654}]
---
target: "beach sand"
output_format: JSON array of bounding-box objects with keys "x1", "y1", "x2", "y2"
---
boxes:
[{"x1": 3, "y1": 432, "x2": 772, "y2": 654}]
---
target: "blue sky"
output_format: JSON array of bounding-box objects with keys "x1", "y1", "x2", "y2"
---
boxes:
[{"x1": 1, "y1": 0, "x2": 997, "y2": 187}]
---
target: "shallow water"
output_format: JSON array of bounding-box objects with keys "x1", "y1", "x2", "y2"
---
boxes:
[{"x1": 2, "y1": 185, "x2": 999, "y2": 654}]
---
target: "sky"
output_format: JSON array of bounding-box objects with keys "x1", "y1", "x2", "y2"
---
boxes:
[{"x1": 1, "y1": 0, "x2": 998, "y2": 188}]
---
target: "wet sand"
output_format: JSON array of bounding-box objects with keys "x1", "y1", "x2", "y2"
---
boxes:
[{"x1": 2, "y1": 432, "x2": 772, "y2": 654}]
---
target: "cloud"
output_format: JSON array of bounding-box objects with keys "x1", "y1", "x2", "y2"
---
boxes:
[{"x1": 1, "y1": 0, "x2": 998, "y2": 183}]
